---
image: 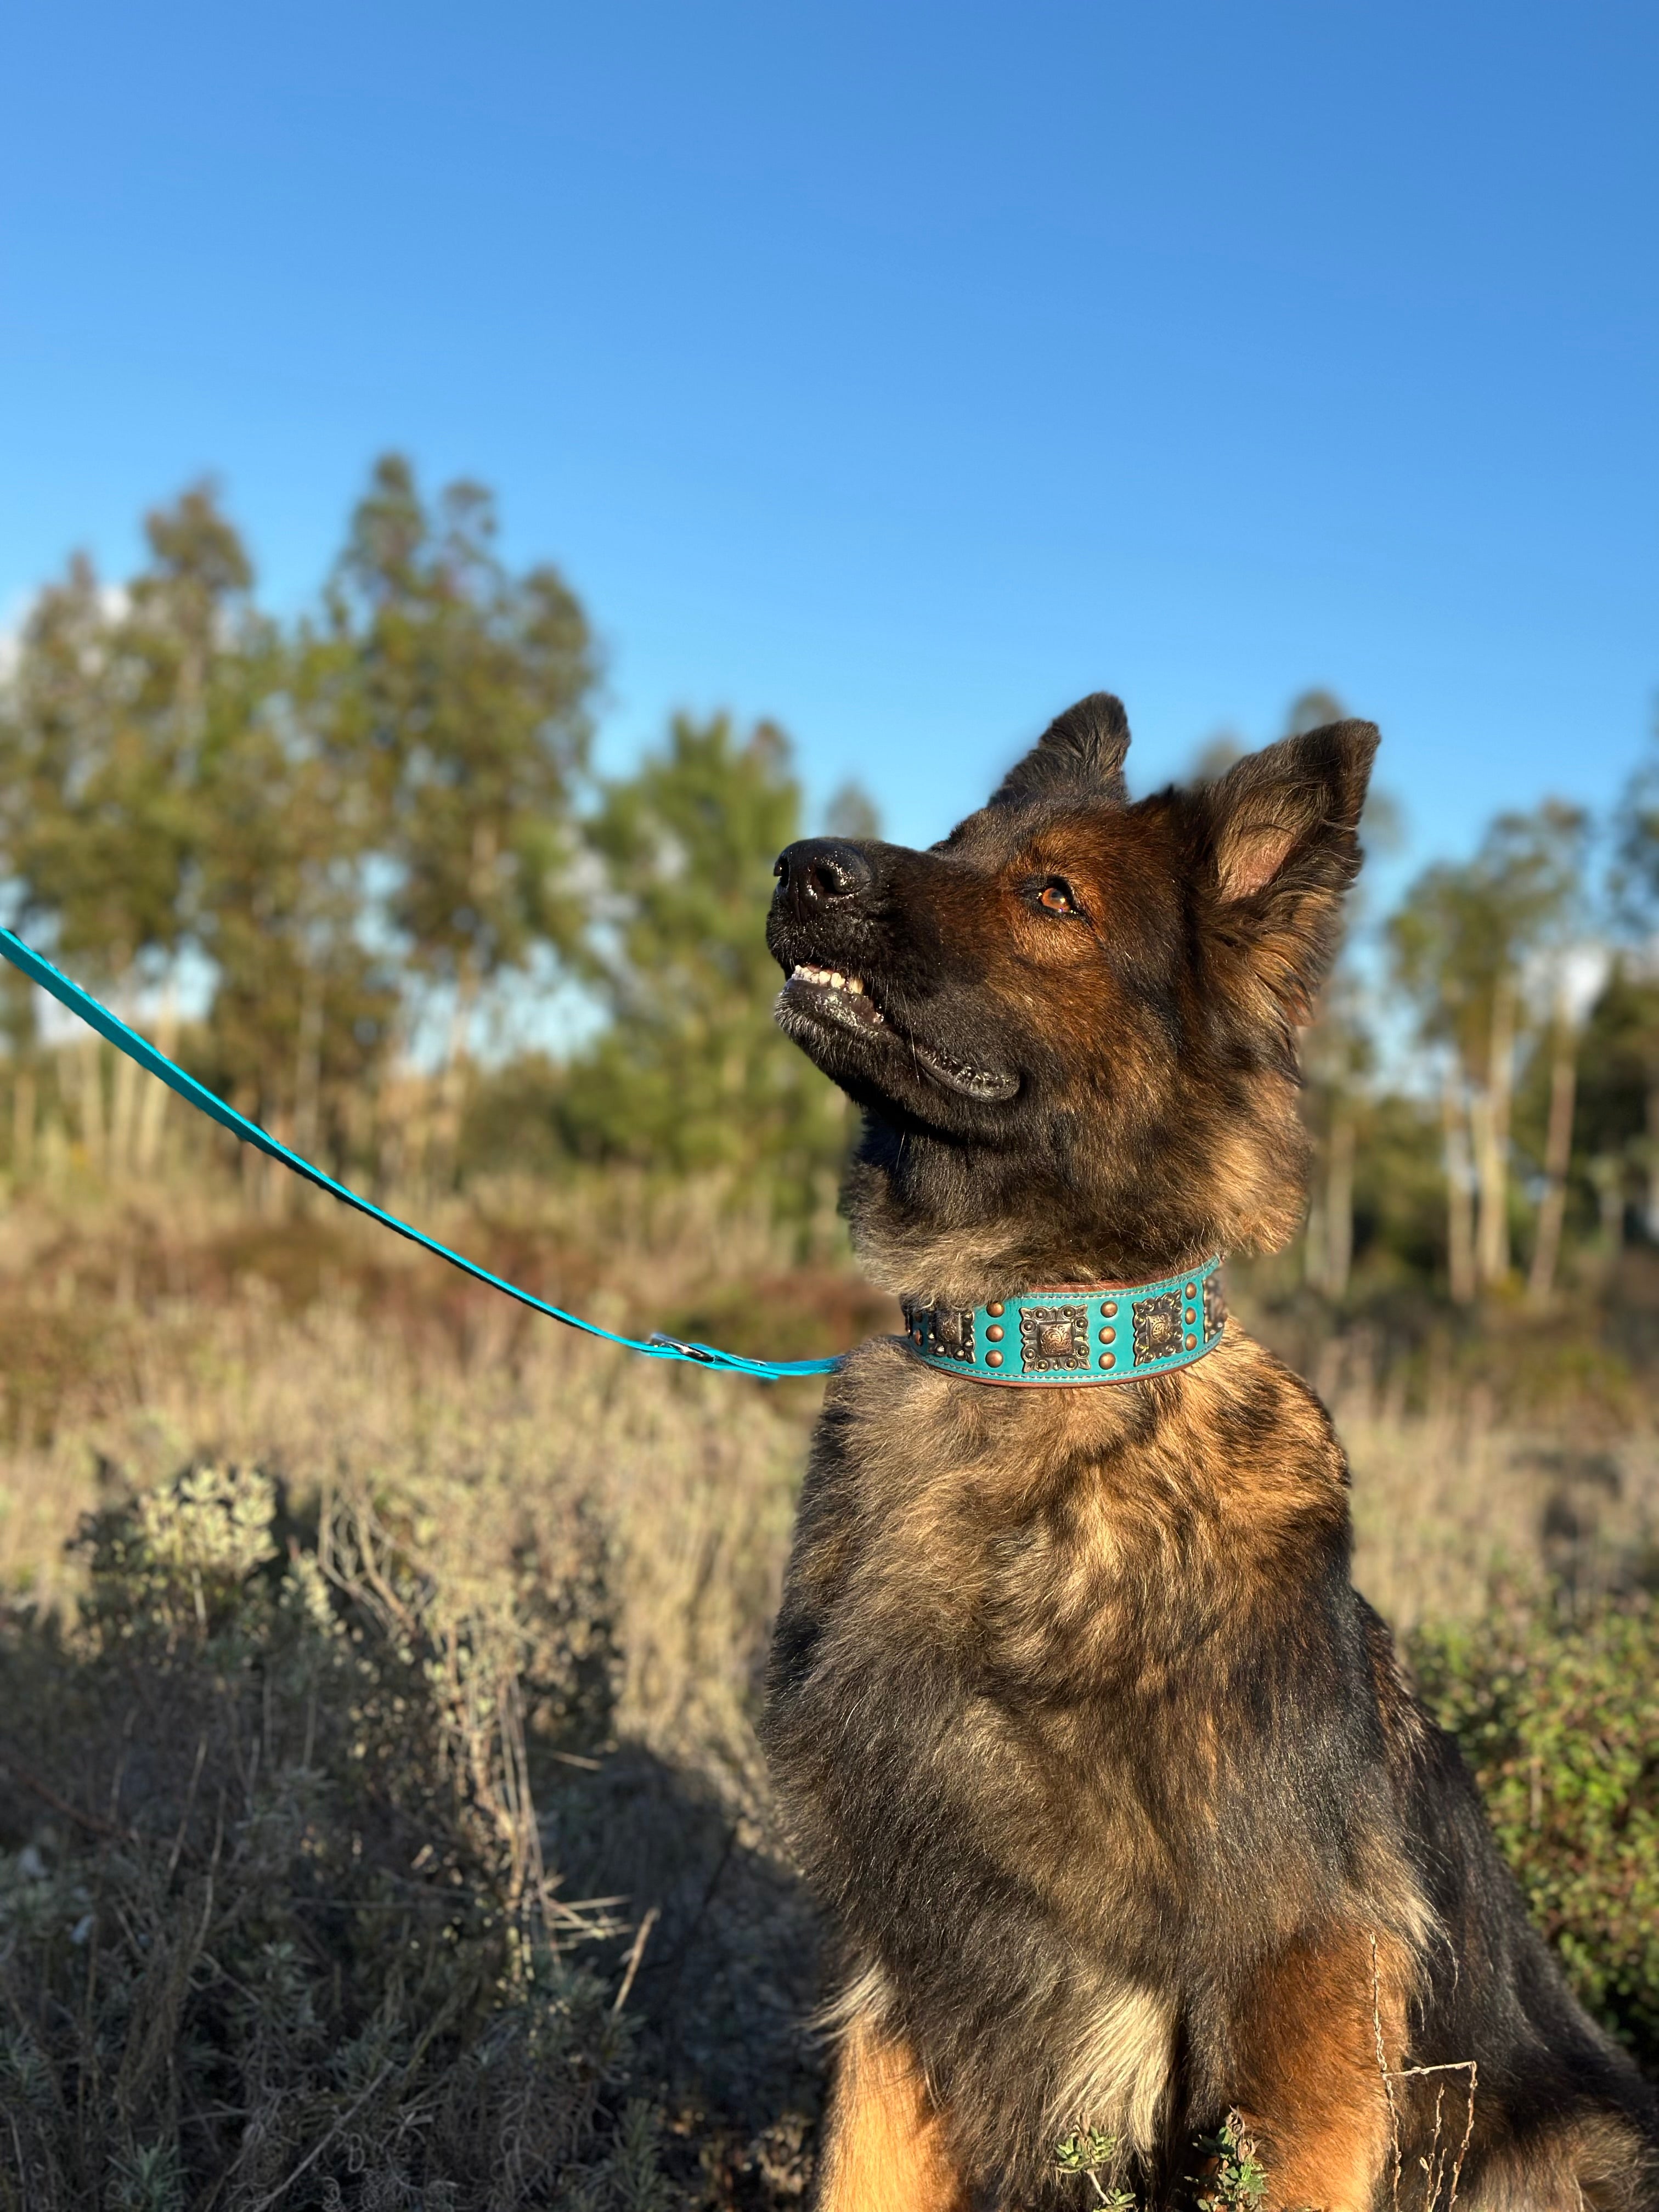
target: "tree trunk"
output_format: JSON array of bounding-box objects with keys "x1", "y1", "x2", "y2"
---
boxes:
[
  {"x1": 1591, "y1": 1155, "x2": 1624, "y2": 1255},
  {"x1": 294, "y1": 969, "x2": 324, "y2": 1164},
  {"x1": 1647, "y1": 1080, "x2": 1659, "y2": 1244},
  {"x1": 237, "y1": 1090, "x2": 261, "y2": 1208},
  {"x1": 435, "y1": 963, "x2": 479, "y2": 1187},
  {"x1": 134, "y1": 984, "x2": 177, "y2": 1173},
  {"x1": 11, "y1": 1066, "x2": 36, "y2": 1183},
  {"x1": 1475, "y1": 974, "x2": 1515, "y2": 1286},
  {"x1": 1304, "y1": 1187, "x2": 1328, "y2": 1293},
  {"x1": 78, "y1": 1034, "x2": 106, "y2": 1177},
  {"x1": 1442, "y1": 1071, "x2": 1476, "y2": 1305},
  {"x1": 109, "y1": 1036, "x2": 138, "y2": 1180},
  {"x1": 1325, "y1": 1107, "x2": 1356, "y2": 1300},
  {"x1": 1527, "y1": 1006, "x2": 1577, "y2": 1308}
]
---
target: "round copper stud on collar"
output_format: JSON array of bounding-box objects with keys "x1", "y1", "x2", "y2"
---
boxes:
[
  {"x1": 1098, "y1": 1326, "x2": 1115, "y2": 1344},
  {"x1": 1184, "y1": 1334, "x2": 1197, "y2": 1350},
  {"x1": 986, "y1": 1350, "x2": 1003, "y2": 1367},
  {"x1": 1102, "y1": 1300, "x2": 1118, "y2": 1317},
  {"x1": 986, "y1": 1324, "x2": 1004, "y2": 1341},
  {"x1": 1099, "y1": 1352, "x2": 1115, "y2": 1369},
  {"x1": 1185, "y1": 1282, "x2": 1197, "y2": 1297},
  {"x1": 987, "y1": 1301, "x2": 1005, "y2": 1317}
]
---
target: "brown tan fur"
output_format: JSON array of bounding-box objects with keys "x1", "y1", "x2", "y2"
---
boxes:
[
  {"x1": 760, "y1": 695, "x2": 1658, "y2": 2209},
  {"x1": 1228, "y1": 1928, "x2": 1411, "y2": 2212},
  {"x1": 816, "y1": 2009, "x2": 972, "y2": 2212}
]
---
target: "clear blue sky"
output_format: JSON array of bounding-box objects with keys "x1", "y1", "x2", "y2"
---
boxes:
[{"x1": 3, "y1": 2, "x2": 1655, "y2": 881}]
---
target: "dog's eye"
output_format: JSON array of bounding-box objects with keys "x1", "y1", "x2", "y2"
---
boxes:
[{"x1": 1036, "y1": 880, "x2": 1079, "y2": 916}]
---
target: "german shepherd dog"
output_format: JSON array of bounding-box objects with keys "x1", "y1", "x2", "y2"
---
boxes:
[{"x1": 760, "y1": 697, "x2": 1658, "y2": 2212}]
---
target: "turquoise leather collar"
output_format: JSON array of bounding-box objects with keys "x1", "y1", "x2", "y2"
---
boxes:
[{"x1": 902, "y1": 1256, "x2": 1224, "y2": 1386}]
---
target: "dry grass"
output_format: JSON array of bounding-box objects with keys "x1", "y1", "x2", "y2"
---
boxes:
[
  {"x1": 0, "y1": 1178, "x2": 833, "y2": 2205},
  {"x1": 1, "y1": 1176, "x2": 1655, "y2": 2204},
  {"x1": 1338, "y1": 1396, "x2": 1659, "y2": 1633},
  {"x1": 0, "y1": 1290, "x2": 803, "y2": 1781}
]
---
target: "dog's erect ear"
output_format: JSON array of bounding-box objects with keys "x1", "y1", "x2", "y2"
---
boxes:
[
  {"x1": 989, "y1": 692, "x2": 1131, "y2": 809},
  {"x1": 1204, "y1": 719, "x2": 1380, "y2": 1016}
]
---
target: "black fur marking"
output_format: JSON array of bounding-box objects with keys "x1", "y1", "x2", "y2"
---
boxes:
[{"x1": 989, "y1": 691, "x2": 1133, "y2": 811}]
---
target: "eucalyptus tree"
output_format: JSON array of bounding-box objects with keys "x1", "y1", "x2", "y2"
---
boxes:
[
  {"x1": 1388, "y1": 802, "x2": 1588, "y2": 1300},
  {"x1": 326, "y1": 456, "x2": 597, "y2": 1076},
  {"x1": 189, "y1": 647, "x2": 398, "y2": 1175},
  {"x1": 567, "y1": 713, "x2": 850, "y2": 1192},
  {"x1": 0, "y1": 486, "x2": 265, "y2": 1172},
  {"x1": 1300, "y1": 975, "x2": 1373, "y2": 1299},
  {"x1": 0, "y1": 487, "x2": 253, "y2": 984}
]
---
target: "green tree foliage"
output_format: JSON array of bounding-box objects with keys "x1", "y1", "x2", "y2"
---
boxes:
[
  {"x1": 1347, "y1": 1090, "x2": 1447, "y2": 1285},
  {"x1": 4, "y1": 463, "x2": 1656, "y2": 1286},
  {"x1": 823, "y1": 779, "x2": 881, "y2": 841},
  {"x1": 1574, "y1": 957, "x2": 1659, "y2": 1246},
  {"x1": 0, "y1": 486, "x2": 256, "y2": 991},
  {"x1": 1284, "y1": 685, "x2": 1346, "y2": 738},
  {"x1": 326, "y1": 455, "x2": 597, "y2": 1058},
  {"x1": 1300, "y1": 974, "x2": 1373, "y2": 1299},
  {"x1": 0, "y1": 462, "x2": 602, "y2": 1181},
  {"x1": 1609, "y1": 704, "x2": 1659, "y2": 933},
  {"x1": 562, "y1": 714, "x2": 849, "y2": 1185},
  {"x1": 188, "y1": 652, "x2": 399, "y2": 1149}
]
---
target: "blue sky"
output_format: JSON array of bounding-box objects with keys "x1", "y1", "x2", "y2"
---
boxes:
[{"x1": 3, "y1": 1, "x2": 1655, "y2": 893}]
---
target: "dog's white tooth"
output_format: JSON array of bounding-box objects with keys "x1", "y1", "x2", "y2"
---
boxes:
[
  {"x1": 847, "y1": 978, "x2": 863, "y2": 995},
  {"x1": 830, "y1": 972, "x2": 844, "y2": 989}
]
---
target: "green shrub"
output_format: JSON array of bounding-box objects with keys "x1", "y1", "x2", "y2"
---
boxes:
[
  {"x1": 1410, "y1": 1591, "x2": 1659, "y2": 2069},
  {"x1": 0, "y1": 1463, "x2": 669, "y2": 2211}
]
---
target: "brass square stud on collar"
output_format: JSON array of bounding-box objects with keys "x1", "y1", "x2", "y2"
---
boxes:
[
  {"x1": 931, "y1": 1308, "x2": 976, "y2": 1363},
  {"x1": 1019, "y1": 1305, "x2": 1090, "y2": 1374},
  {"x1": 1132, "y1": 1291, "x2": 1184, "y2": 1367}
]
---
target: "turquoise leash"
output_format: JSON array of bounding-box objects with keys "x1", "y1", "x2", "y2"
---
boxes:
[{"x1": 0, "y1": 925, "x2": 840, "y2": 1383}]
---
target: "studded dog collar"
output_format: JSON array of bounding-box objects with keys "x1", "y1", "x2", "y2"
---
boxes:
[{"x1": 902, "y1": 1256, "x2": 1225, "y2": 1385}]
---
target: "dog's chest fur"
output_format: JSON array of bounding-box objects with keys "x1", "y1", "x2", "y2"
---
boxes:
[{"x1": 763, "y1": 1324, "x2": 1410, "y2": 2168}]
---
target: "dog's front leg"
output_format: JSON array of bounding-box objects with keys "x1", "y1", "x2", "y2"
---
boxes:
[
  {"x1": 1224, "y1": 1927, "x2": 1412, "y2": 2212},
  {"x1": 816, "y1": 2013, "x2": 970, "y2": 2212}
]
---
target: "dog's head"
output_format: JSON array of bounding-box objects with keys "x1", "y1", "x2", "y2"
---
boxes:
[{"x1": 768, "y1": 693, "x2": 1378, "y2": 1304}]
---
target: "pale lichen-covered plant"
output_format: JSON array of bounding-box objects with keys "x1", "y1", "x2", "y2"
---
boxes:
[{"x1": 0, "y1": 1460, "x2": 674, "y2": 2211}]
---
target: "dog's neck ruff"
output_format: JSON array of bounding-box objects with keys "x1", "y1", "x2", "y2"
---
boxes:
[{"x1": 902, "y1": 1255, "x2": 1224, "y2": 1386}]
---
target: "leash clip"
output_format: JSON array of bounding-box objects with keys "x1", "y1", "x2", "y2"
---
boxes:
[{"x1": 647, "y1": 1331, "x2": 721, "y2": 1365}]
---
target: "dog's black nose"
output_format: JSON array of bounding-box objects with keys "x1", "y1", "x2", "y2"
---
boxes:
[{"x1": 772, "y1": 839, "x2": 873, "y2": 916}]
